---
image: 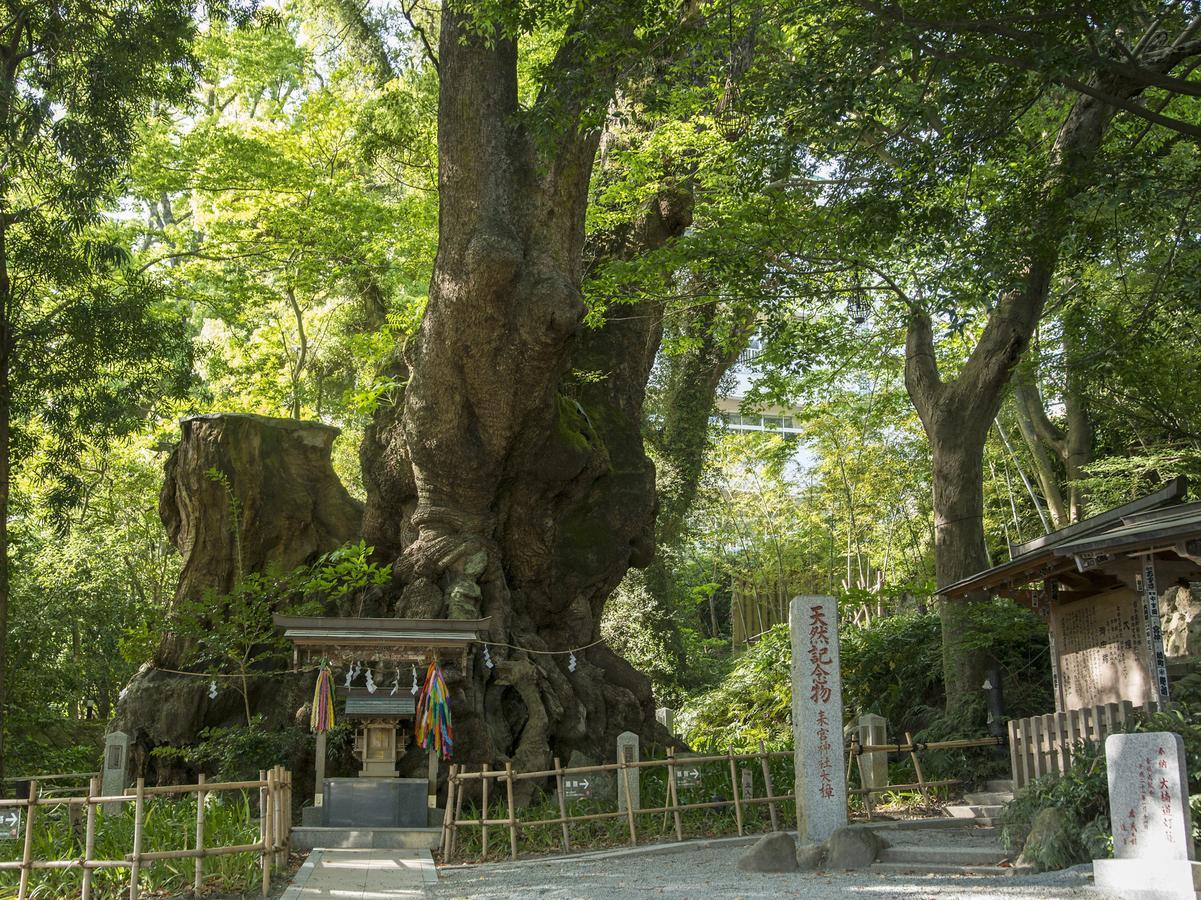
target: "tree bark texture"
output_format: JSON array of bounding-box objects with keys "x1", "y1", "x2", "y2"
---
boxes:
[
  {"x1": 905, "y1": 76, "x2": 1131, "y2": 714},
  {"x1": 359, "y1": 8, "x2": 687, "y2": 777},
  {"x1": 112, "y1": 413, "x2": 363, "y2": 779}
]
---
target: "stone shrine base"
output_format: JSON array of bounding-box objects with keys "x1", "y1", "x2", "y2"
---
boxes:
[{"x1": 1093, "y1": 858, "x2": 1201, "y2": 899}]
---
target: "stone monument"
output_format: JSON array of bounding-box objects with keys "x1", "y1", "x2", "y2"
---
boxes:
[
  {"x1": 101, "y1": 730, "x2": 130, "y2": 814},
  {"x1": 616, "y1": 731, "x2": 640, "y2": 813},
  {"x1": 856, "y1": 713, "x2": 888, "y2": 791},
  {"x1": 790, "y1": 595, "x2": 847, "y2": 845},
  {"x1": 655, "y1": 707, "x2": 676, "y2": 734},
  {"x1": 1093, "y1": 731, "x2": 1199, "y2": 899}
]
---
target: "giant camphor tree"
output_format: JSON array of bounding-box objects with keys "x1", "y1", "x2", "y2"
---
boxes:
[{"x1": 357, "y1": 1, "x2": 706, "y2": 770}]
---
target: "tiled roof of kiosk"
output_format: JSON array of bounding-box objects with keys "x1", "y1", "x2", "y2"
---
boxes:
[{"x1": 942, "y1": 477, "x2": 1198, "y2": 598}]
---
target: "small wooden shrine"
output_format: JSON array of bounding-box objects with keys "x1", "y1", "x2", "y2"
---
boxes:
[
  {"x1": 942, "y1": 477, "x2": 1201, "y2": 712},
  {"x1": 274, "y1": 614, "x2": 488, "y2": 834}
]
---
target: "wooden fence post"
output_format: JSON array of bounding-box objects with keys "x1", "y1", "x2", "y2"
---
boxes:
[
  {"x1": 194, "y1": 774, "x2": 206, "y2": 897},
  {"x1": 757, "y1": 741, "x2": 779, "y2": 832},
  {"x1": 276, "y1": 765, "x2": 287, "y2": 867},
  {"x1": 441, "y1": 765, "x2": 457, "y2": 859},
  {"x1": 260, "y1": 769, "x2": 271, "y2": 897},
  {"x1": 665, "y1": 748, "x2": 683, "y2": 842},
  {"x1": 620, "y1": 759, "x2": 637, "y2": 847},
  {"x1": 504, "y1": 762, "x2": 518, "y2": 861},
  {"x1": 553, "y1": 757, "x2": 570, "y2": 852},
  {"x1": 18, "y1": 779, "x2": 37, "y2": 900},
  {"x1": 451, "y1": 766, "x2": 465, "y2": 858},
  {"x1": 727, "y1": 754, "x2": 743, "y2": 836},
  {"x1": 904, "y1": 733, "x2": 933, "y2": 811},
  {"x1": 286, "y1": 768, "x2": 293, "y2": 858},
  {"x1": 481, "y1": 764, "x2": 490, "y2": 861},
  {"x1": 129, "y1": 777, "x2": 145, "y2": 900},
  {"x1": 82, "y1": 776, "x2": 99, "y2": 900}
]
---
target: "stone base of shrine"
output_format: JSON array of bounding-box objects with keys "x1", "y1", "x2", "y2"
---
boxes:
[
  {"x1": 291, "y1": 825, "x2": 442, "y2": 851},
  {"x1": 1093, "y1": 858, "x2": 1201, "y2": 899},
  {"x1": 321, "y1": 777, "x2": 429, "y2": 827}
]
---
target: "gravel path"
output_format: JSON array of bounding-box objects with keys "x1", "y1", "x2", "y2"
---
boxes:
[{"x1": 432, "y1": 843, "x2": 1096, "y2": 900}]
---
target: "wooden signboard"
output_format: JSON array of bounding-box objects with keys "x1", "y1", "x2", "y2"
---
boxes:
[{"x1": 1051, "y1": 587, "x2": 1152, "y2": 711}]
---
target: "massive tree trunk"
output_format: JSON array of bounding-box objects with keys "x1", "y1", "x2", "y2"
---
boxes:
[
  {"x1": 112, "y1": 414, "x2": 363, "y2": 779},
  {"x1": 359, "y1": 8, "x2": 683, "y2": 774},
  {"x1": 906, "y1": 77, "x2": 1128, "y2": 715}
]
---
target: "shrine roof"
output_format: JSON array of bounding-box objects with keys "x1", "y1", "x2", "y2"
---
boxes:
[
  {"x1": 344, "y1": 694, "x2": 416, "y2": 717},
  {"x1": 942, "y1": 477, "x2": 1193, "y2": 599},
  {"x1": 273, "y1": 614, "x2": 490, "y2": 650}
]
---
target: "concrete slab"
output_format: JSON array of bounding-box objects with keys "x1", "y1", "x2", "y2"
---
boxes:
[
  {"x1": 280, "y1": 848, "x2": 436, "y2": 900},
  {"x1": 292, "y1": 826, "x2": 442, "y2": 850}
]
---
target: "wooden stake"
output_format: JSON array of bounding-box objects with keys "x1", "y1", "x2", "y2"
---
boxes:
[
  {"x1": 18, "y1": 780, "x2": 37, "y2": 900},
  {"x1": 260, "y1": 769, "x2": 271, "y2": 897},
  {"x1": 194, "y1": 774, "x2": 206, "y2": 897},
  {"x1": 757, "y1": 741, "x2": 778, "y2": 832},
  {"x1": 553, "y1": 757, "x2": 570, "y2": 852},
  {"x1": 666, "y1": 748, "x2": 683, "y2": 842},
  {"x1": 620, "y1": 760, "x2": 637, "y2": 847},
  {"x1": 905, "y1": 732, "x2": 933, "y2": 812},
  {"x1": 441, "y1": 765, "x2": 457, "y2": 859},
  {"x1": 504, "y1": 762, "x2": 518, "y2": 861},
  {"x1": 481, "y1": 764, "x2": 490, "y2": 861},
  {"x1": 82, "y1": 777, "x2": 98, "y2": 900},
  {"x1": 277, "y1": 766, "x2": 287, "y2": 867},
  {"x1": 727, "y1": 754, "x2": 743, "y2": 836},
  {"x1": 129, "y1": 777, "x2": 145, "y2": 900},
  {"x1": 450, "y1": 764, "x2": 465, "y2": 858},
  {"x1": 284, "y1": 768, "x2": 292, "y2": 859}
]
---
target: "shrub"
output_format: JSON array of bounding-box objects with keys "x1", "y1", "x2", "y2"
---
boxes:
[{"x1": 681, "y1": 602, "x2": 1052, "y2": 760}]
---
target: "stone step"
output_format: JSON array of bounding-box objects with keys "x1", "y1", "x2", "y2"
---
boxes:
[
  {"x1": 985, "y1": 779, "x2": 1013, "y2": 793},
  {"x1": 292, "y1": 826, "x2": 442, "y2": 851},
  {"x1": 963, "y1": 791, "x2": 1013, "y2": 806},
  {"x1": 877, "y1": 844, "x2": 1007, "y2": 867},
  {"x1": 947, "y1": 804, "x2": 1004, "y2": 821},
  {"x1": 871, "y1": 861, "x2": 1014, "y2": 877}
]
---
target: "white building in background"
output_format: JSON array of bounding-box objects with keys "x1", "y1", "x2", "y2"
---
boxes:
[{"x1": 714, "y1": 335, "x2": 804, "y2": 437}]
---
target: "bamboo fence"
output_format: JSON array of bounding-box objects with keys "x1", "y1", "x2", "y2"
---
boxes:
[
  {"x1": 442, "y1": 743, "x2": 794, "y2": 861},
  {"x1": 442, "y1": 734, "x2": 1007, "y2": 860},
  {"x1": 0, "y1": 765, "x2": 293, "y2": 900}
]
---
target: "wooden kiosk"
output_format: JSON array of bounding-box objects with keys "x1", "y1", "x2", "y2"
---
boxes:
[
  {"x1": 274, "y1": 615, "x2": 488, "y2": 846},
  {"x1": 942, "y1": 478, "x2": 1201, "y2": 785}
]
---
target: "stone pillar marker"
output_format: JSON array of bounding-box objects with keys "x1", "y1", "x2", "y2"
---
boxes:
[
  {"x1": 655, "y1": 707, "x2": 675, "y2": 734},
  {"x1": 616, "y1": 731, "x2": 640, "y2": 813},
  {"x1": 856, "y1": 714, "x2": 888, "y2": 791},
  {"x1": 790, "y1": 595, "x2": 847, "y2": 845},
  {"x1": 1094, "y1": 731, "x2": 1200, "y2": 900},
  {"x1": 101, "y1": 730, "x2": 130, "y2": 814}
]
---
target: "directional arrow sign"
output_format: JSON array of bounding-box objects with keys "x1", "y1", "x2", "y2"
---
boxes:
[
  {"x1": 0, "y1": 809, "x2": 20, "y2": 838},
  {"x1": 677, "y1": 767, "x2": 701, "y2": 788},
  {"x1": 563, "y1": 777, "x2": 593, "y2": 800}
]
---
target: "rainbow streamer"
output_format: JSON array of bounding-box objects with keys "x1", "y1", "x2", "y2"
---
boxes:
[
  {"x1": 310, "y1": 666, "x2": 335, "y2": 733},
  {"x1": 415, "y1": 661, "x2": 453, "y2": 759}
]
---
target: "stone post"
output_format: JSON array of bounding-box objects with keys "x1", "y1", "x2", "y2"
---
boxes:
[
  {"x1": 655, "y1": 707, "x2": 675, "y2": 734},
  {"x1": 616, "y1": 731, "x2": 640, "y2": 813},
  {"x1": 790, "y1": 595, "x2": 847, "y2": 845},
  {"x1": 856, "y1": 714, "x2": 888, "y2": 791},
  {"x1": 100, "y1": 730, "x2": 130, "y2": 815}
]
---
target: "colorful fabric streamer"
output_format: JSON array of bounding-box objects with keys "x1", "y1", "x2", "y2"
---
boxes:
[
  {"x1": 415, "y1": 660, "x2": 453, "y2": 759},
  {"x1": 310, "y1": 666, "x2": 335, "y2": 733}
]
